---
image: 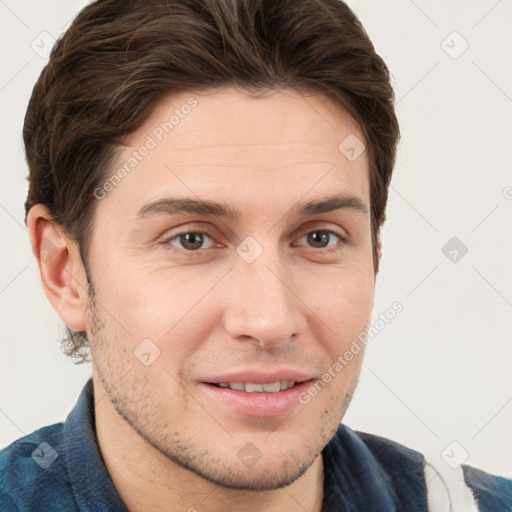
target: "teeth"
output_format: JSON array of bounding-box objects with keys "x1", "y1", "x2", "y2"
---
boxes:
[
  {"x1": 280, "y1": 380, "x2": 293, "y2": 391},
  {"x1": 216, "y1": 381, "x2": 296, "y2": 392},
  {"x1": 245, "y1": 383, "x2": 264, "y2": 392},
  {"x1": 262, "y1": 382, "x2": 281, "y2": 392}
]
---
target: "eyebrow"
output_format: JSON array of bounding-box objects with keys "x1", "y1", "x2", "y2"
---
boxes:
[{"x1": 136, "y1": 193, "x2": 368, "y2": 220}]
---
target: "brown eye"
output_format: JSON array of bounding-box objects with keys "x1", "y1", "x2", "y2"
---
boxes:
[
  {"x1": 298, "y1": 230, "x2": 342, "y2": 249},
  {"x1": 167, "y1": 231, "x2": 214, "y2": 251}
]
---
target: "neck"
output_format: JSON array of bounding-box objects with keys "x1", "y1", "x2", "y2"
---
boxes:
[{"x1": 93, "y1": 377, "x2": 325, "y2": 512}]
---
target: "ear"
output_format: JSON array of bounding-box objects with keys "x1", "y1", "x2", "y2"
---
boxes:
[{"x1": 26, "y1": 204, "x2": 89, "y2": 332}]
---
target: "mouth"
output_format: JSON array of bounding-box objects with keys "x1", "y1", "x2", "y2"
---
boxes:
[
  {"x1": 200, "y1": 377, "x2": 315, "y2": 417},
  {"x1": 209, "y1": 380, "x2": 298, "y2": 392}
]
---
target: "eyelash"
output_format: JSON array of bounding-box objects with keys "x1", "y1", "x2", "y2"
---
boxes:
[{"x1": 163, "y1": 228, "x2": 349, "y2": 255}]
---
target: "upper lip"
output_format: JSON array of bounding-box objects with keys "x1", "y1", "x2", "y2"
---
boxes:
[{"x1": 202, "y1": 369, "x2": 316, "y2": 384}]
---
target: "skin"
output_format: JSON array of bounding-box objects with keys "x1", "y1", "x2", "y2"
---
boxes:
[{"x1": 28, "y1": 86, "x2": 377, "y2": 512}]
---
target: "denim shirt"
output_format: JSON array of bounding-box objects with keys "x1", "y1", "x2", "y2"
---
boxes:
[{"x1": 1, "y1": 379, "x2": 511, "y2": 511}]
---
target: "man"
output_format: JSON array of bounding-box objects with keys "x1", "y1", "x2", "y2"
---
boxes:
[{"x1": 1, "y1": 0, "x2": 510, "y2": 510}]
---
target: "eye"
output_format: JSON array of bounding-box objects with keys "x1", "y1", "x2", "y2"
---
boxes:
[
  {"x1": 166, "y1": 231, "x2": 215, "y2": 251},
  {"x1": 296, "y1": 229, "x2": 346, "y2": 250},
  {"x1": 163, "y1": 228, "x2": 348, "y2": 254}
]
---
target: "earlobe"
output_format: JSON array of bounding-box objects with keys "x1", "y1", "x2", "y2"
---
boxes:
[{"x1": 26, "y1": 204, "x2": 88, "y2": 332}]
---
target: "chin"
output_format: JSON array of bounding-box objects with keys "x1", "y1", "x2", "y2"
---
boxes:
[{"x1": 180, "y1": 456, "x2": 316, "y2": 491}]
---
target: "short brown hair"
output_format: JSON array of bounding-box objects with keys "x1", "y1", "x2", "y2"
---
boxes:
[{"x1": 23, "y1": 0, "x2": 400, "y2": 362}]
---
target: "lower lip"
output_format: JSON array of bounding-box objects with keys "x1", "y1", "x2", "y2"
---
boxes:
[{"x1": 199, "y1": 380, "x2": 314, "y2": 418}]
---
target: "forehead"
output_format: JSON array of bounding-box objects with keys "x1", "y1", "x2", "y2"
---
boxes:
[
  {"x1": 132, "y1": 86, "x2": 364, "y2": 155},
  {"x1": 101, "y1": 87, "x2": 370, "y2": 218}
]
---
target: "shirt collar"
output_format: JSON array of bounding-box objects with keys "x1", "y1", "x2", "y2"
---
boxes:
[{"x1": 63, "y1": 378, "x2": 128, "y2": 511}]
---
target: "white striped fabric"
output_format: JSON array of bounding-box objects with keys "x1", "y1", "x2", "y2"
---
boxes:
[{"x1": 424, "y1": 459, "x2": 479, "y2": 512}]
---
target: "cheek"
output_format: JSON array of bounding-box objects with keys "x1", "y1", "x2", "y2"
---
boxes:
[
  {"x1": 92, "y1": 261, "x2": 190, "y2": 329},
  {"x1": 307, "y1": 265, "x2": 374, "y2": 336},
  {"x1": 91, "y1": 269, "x2": 220, "y2": 369}
]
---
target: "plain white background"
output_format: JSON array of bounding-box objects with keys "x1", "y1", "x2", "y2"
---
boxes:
[{"x1": 1, "y1": 0, "x2": 511, "y2": 478}]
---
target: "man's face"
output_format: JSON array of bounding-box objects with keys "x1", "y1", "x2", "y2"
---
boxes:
[{"x1": 85, "y1": 87, "x2": 375, "y2": 490}]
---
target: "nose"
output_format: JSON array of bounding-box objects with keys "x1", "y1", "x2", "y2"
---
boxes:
[{"x1": 222, "y1": 247, "x2": 306, "y2": 349}]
